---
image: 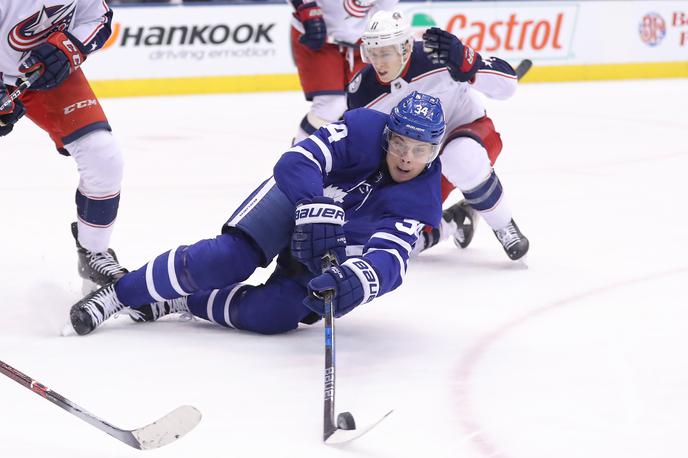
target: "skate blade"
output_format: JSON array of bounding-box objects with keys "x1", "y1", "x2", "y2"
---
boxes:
[
  {"x1": 81, "y1": 278, "x2": 99, "y2": 295},
  {"x1": 60, "y1": 322, "x2": 77, "y2": 337}
]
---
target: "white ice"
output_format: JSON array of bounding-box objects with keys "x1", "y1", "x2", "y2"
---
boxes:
[{"x1": 1, "y1": 78, "x2": 687, "y2": 458}]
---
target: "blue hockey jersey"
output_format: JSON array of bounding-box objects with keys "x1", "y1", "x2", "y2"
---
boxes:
[{"x1": 273, "y1": 108, "x2": 442, "y2": 299}]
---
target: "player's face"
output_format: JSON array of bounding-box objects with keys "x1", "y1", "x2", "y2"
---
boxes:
[
  {"x1": 366, "y1": 45, "x2": 404, "y2": 83},
  {"x1": 385, "y1": 133, "x2": 433, "y2": 182}
]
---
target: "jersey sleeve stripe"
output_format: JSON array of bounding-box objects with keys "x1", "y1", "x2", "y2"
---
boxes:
[
  {"x1": 309, "y1": 134, "x2": 333, "y2": 173},
  {"x1": 345, "y1": 245, "x2": 364, "y2": 257},
  {"x1": 477, "y1": 69, "x2": 518, "y2": 79},
  {"x1": 287, "y1": 146, "x2": 322, "y2": 172},
  {"x1": 80, "y1": 7, "x2": 113, "y2": 53},
  {"x1": 365, "y1": 247, "x2": 407, "y2": 280},
  {"x1": 410, "y1": 68, "x2": 447, "y2": 82},
  {"x1": 82, "y1": 24, "x2": 104, "y2": 45},
  {"x1": 367, "y1": 92, "x2": 391, "y2": 108},
  {"x1": 371, "y1": 232, "x2": 413, "y2": 254}
]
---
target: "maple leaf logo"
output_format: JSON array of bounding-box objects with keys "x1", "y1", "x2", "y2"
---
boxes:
[{"x1": 323, "y1": 185, "x2": 348, "y2": 203}]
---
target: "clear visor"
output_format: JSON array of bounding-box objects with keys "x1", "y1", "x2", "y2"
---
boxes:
[
  {"x1": 361, "y1": 43, "x2": 403, "y2": 65},
  {"x1": 384, "y1": 129, "x2": 440, "y2": 164}
]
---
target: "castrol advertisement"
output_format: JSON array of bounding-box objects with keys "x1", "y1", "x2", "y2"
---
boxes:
[
  {"x1": 401, "y1": 1, "x2": 687, "y2": 65},
  {"x1": 405, "y1": 4, "x2": 576, "y2": 62}
]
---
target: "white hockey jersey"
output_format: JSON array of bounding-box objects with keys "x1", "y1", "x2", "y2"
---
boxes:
[
  {"x1": 0, "y1": 0, "x2": 112, "y2": 86},
  {"x1": 348, "y1": 41, "x2": 518, "y2": 132},
  {"x1": 290, "y1": 0, "x2": 399, "y2": 45}
]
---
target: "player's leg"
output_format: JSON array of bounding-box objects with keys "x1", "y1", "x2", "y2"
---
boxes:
[
  {"x1": 186, "y1": 272, "x2": 312, "y2": 335},
  {"x1": 20, "y1": 69, "x2": 126, "y2": 287},
  {"x1": 69, "y1": 231, "x2": 264, "y2": 335},
  {"x1": 441, "y1": 136, "x2": 529, "y2": 260},
  {"x1": 70, "y1": 177, "x2": 297, "y2": 335},
  {"x1": 291, "y1": 27, "x2": 348, "y2": 143},
  {"x1": 129, "y1": 274, "x2": 312, "y2": 335},
  {"x1": 295, "y1": 94, "x2": 347, "y2": 142}
]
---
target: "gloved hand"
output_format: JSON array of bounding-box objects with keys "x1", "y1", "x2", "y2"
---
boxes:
[
  {"x1": 293, "y1": 1, "x2": 327, "y2": 51},
  {"x1": 304, "y1": 258, "x2": 380, "y2": 317},
  {"x1": 291, "y1": 196, "x2": 346, "y2": 275},
  {"x1": 0, "y1": 83, "x2": 26, "y2": 137},
  {"x1": 423, "y1": 27, "x2": 482, "y2": 82},
  {"x1": 19, "y1": 32, "x2": 86, "y2": 90}
]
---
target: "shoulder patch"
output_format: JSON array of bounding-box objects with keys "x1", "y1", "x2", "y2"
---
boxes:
[{"x1": 348, "y1": 72, "x2": 362, "y2": 94}]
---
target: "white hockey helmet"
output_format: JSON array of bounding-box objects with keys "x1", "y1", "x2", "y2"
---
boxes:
[{"x1": 361, "y1": 10, "x2": 413, "y2": 67}]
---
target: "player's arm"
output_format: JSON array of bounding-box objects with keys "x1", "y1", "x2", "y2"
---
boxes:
[
  {"x1": 471, "y1": 57, "x2": 518, "y2": 100},
  {"x1": 275, "y1": 122, "x2": 353, "y2": 274},
  {"x1": 289, "y1": 0, "x2": 326, "y2": 50},
  {"x1": 423, "y1": 27, "x2": 517, "y2": 100},
  {"x1": 303, "y1": 216, "x2": 421, "y2": 318},
  {"x1": 18, "y1": 1, "x2": 113, "y2": 90},
  {"x1": 68, "y1": 0, "x2": 114, "y2": 55},
  {"x1": 273, "y1": 121, "x2": 352, "y2": 204}
]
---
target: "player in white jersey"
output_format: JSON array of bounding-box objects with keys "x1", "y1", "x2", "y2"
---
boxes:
[
  {"x1": 0, "y1": 0, "x2": 128, "y2": 287},
  {"x1": 288, "y1": 0, "x2": 398, "y2": 143},
  {"x1": 347, "y1": 11, "x2": 529, "y2": 260}
]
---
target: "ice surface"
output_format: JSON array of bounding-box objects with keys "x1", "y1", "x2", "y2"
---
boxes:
[{"x1": 1, "y1": 78, "x2": 687, "y2": 458}]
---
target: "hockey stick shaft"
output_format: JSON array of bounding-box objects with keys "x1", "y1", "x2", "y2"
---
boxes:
[
  {"x1": 0, "y1": 359, "x2": 141, "y2": 447},
  {"x1": 0, "y1": 359, "x2": 200, "y2": 450},
  {"x1": 0, "y1": 72, "x2": 39, "y2": 113},
  {"x1": 321, "y1": 252, "x2": 338, "y2": 441},
  {"x1": 515, "y1": 59, "x2": 533, "y2": 81}
]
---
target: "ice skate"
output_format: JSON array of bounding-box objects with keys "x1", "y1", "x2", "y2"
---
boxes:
[
  {"x1": 70, "y1": 283, "x2": 125, "y2": 335},
  {"x1": 129, "y1": 297, "x2": 190, "y2": 323},
  {"x1": 72, "y1": 222, "x2": 128, "y2": 293},
  {"x1": 443, "y1": 200, "x2": 477, "y2": 249},
  {"x1": 493, "y1": 219, "x2": 529, "y2": 260}
]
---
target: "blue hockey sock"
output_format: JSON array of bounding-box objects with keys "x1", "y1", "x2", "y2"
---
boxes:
[
  {"x1": 75, "y1": 189, "x2": 119, "y2": 227},
  {"x1": 115, "y1": 232, "x2": 261, "y2": 308},
  {"x1": 186, "y1": 285, "x2": 250, "y2": 328}
]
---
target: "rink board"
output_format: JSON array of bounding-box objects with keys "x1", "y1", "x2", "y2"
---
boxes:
[{"x1": 84, "y1": 1, "x2": 688, "y2": 97}]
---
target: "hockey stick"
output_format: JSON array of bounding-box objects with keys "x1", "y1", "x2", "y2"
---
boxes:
[
  {"x1": 0, "y1": 72, "x2": 40, "y2": 113},
  {"x1": 326, "y1": 35, "x2": 358, "y2": 48},
  {"x1": 515, "y1": 59, "x2": 533, "y2": 81},
  {"x1": 0, "y1": 359, "x2": 201, "y2": 450},
  {"x1": 320, "y1": 253, "x2": 393, "y2": 445}
]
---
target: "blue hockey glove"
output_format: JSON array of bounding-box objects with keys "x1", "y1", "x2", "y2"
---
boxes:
[
  {"x1": 304, "y1": 258, "x2": 380, "y2": 317},
  {"x1": 0, "y1": 83, "x2": 26, "y2": 137},
  {"x1": 291, "y1": 196, "x2": 346, "y2": 275},
  {"x1": 423, "y1": 27, "x2": 482, "y2": 83},
  {"x1": 292, "y1": 1, "x2": 327, "y2": 51},
  {"x1": 19, "y1": 32, "x2": 86, "y2": 90}
]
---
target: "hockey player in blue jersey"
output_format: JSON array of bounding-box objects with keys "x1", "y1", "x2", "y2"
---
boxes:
[
  {"x1": 348, "y1": 11, "x2": 529, "y2": 261},
  {"x1": 68, "y1": 91, "x2": 445, "y2": 336}
]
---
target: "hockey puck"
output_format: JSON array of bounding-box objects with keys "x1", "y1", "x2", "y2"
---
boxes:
[{"x1": 337, "y1": 411, "x2": 356, "y2": 430}]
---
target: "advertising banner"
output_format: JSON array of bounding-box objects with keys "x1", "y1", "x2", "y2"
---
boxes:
[
  {"x1": 401, "y1": 1, "x2": 688, "y2": 65},
  {"x1": 83, "y1": 1, "x2": 688, "y2": 96},
  {"x1": 86, "y1": 4, "x2": 294, "y2": 80}
]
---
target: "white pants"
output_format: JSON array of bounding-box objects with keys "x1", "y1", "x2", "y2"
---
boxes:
[
  {"x1": 441, "y1": 136, "x2": 512, "y2": 230},
  {"x1": 294, "y1": 94, "x2": 347, "y2": 143},
  {"x1": 64, "y1": 129, "x2": 124, "y2": 252}
]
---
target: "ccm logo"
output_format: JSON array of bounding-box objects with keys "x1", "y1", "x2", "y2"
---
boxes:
[
  {"x1": 62, "y1": 39, "x2": 83, "y2": 67},
  {"x1": 64, "y1": 99, "x2": 97, "y2": 114}
]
